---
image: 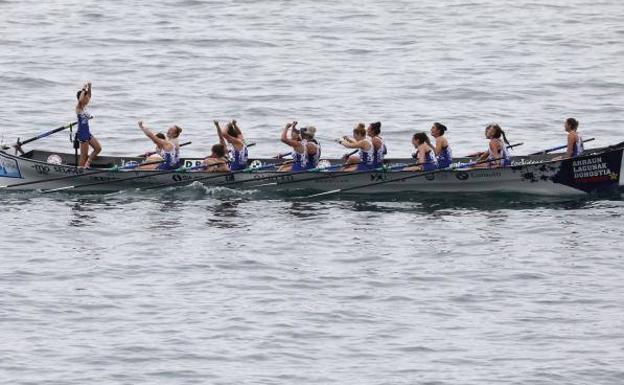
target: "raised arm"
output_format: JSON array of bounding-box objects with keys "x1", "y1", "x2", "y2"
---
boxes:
[
  {"x1": 75, "y1": 82, "x2": 92, "y2": 111},
  {"x1": 139, "y1": 121, "x2": 169, "y2": 148},
  {"x1": 280, "y1": 121, "x2": 300, "y2": 148},
  {"x1": 213, "y1": 121, "x2": 227, "y2": 148},
  {"x1": 221, "y1": 121, "x2": 244, "y2": 147}
]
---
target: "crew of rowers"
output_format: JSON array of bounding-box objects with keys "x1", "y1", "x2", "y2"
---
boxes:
[{"x1": 76, "y1": 83, "x2": 585, "y2": 172}]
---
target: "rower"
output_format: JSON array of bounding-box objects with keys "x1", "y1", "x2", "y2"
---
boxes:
[
  {"x1": 201, "y1": 144, "x2": 230, "y2": 172},
  {"x1": 367, "y1": 121, "x2": 386, "y2": 167},
  {"x1": 214, "y1": 120, "x2": 248, "y2": 170},
  {"x1": 197, "y1": 120, "x2": 232, "y2": 172},
  {"x1": 430, "y1": 122, "x2": 452, "y2": 168},
  {"x1": 278, "y1": 121, "x2": 320, "y2": 172},
  {"x1": 476, "y1": 123, "x2": 511, "y2": 167},
  {"x1": 339, "y1": 123, "x2": 374, "y2": 171},
  {"x1": 404, "y1": 132, "x2": 437, "y2": 171},
  {"x1": 564, "y1": 117, "x2": 584, "y2": 158},
  {"x1": 137, "y1": 121, "x2": 181, "y2": 170},
  {"x1": 165, "y1": 124, "x2": 183, "y2": 161},
  {"x1": 75, "y1": 82, "x2": 101, "y2": 168}
]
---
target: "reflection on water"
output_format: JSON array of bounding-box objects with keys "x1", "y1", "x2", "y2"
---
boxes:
[
  {"x1": 205, "y1": 199, "x2": 246, "y2": 229},
  {"x1": 285, "y1": 201, "x2": 329, "y2": 219},
  {"x1": 307, "y1": 192, "x2": 622, "y2": 213},
  {"x1": 0, "y1": 190, "x2": 621, "y2": 219},
  {"x1": 147, "y1": 198, "x2": 185, "y2": 231},
  {"x1": 66, "y1": 197, "x2": 120, "y2": 227}
]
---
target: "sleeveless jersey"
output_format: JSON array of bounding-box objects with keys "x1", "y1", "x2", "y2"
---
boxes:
[
  {"x1": 76, "y1": 109, "x2": 92, "y2": 142},
  {"x1": 420, "y1": 148, "x2": 438, "y2": 171},
  {"x1": 437, "y1": 143, "x2": 453, "y2": 169},
  {"x1": 488, "y1": 139, "x2": 511, "y2": 167},
  {"x1": 356, "y1": 138, "x2": 376, "y2": 170},
  {"x1": 372, "y1": 137, "x2": 387, "y2": 167},
  {"x1": 572, "y1": 134, "x2": 584, "y2": 157},
  {"x1": 157, "y1": 144, "x2": 180, "y2": 170},
  {"x1": 292, "y1": 140, "x2": 320, "y2": 171},
  {"x1": 229, "y1": 143, "x2": 248, "y2": 171}
]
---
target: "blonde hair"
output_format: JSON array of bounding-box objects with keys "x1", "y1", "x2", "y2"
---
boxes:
[{"x1": 353, "y1": 124, "x2": 366, "y2": 137}]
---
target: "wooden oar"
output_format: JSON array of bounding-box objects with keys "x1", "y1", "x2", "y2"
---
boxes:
[
  {"x1": 136, "y1": 141, "x2": 192, "y2": 157},
  {"x1": 141, "y1": 159, "x2": 292, "y2": 191},
  {"x1": 11, "y1": 119, "x2": 89, "y2": 155},
  {"x1": 529, "y1": 137, "x2": 595, "y2": 155},
  {"x1": 39, "y1": 162, "x2": 210, "y2": 193},
  {"x1": 252, "y1": 160, "x2": 435, "y2": 189},
  {"x1": 302, "y1": 157, "x2": 504, "y2": 199},
  {"x1": 465, "y1": 142, "x2": 523, "y2": 157},
  {"x1": 0, "y1": 159, "x2": 165, "y2": 189}
]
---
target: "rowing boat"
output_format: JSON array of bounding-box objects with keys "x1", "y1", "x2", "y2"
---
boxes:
[{"x1": 1, "y1": 142, "x2": 623, "y2": 195}]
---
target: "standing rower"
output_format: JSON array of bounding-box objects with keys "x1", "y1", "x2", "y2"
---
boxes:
[
  {"x1": 137, "y1": 121, "x2": 181, "y2": 170},
  {"x1": 75, "y1": 82, "x2": 101, "y2": 167},
  {"x1": 340, "y1": 123, "x2": 375, "y2": 171},
  {"x1": 476, "y1": 123, "x2": 511, "y2": 167},
  {"x1": 278, "y1": 121, "x2": 320, "y2": 172},
  {"x1": 367, "y1": 121, "x2": 386, "y2": 168},
  {"x1": 430, "y1": 122, "x2": 452, "y2": 168},
  {"x1": 404, "y1": 132, "x2": 437, "y2": 171},
  {"x1": 214, "y1": 120, "x2": 248, "y2": 170}
]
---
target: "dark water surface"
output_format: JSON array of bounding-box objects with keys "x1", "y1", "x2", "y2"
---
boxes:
[{"x1": 1, "y1": 0, "x2": 624, "y2": 384}]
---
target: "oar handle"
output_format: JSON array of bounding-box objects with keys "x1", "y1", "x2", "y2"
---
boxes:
[
  {"x1": 274, "y1": 151, "x2": 292, "y2": 159},
  {"x1": 343, "y1": 149, "x2": 358, "y2": 158}
]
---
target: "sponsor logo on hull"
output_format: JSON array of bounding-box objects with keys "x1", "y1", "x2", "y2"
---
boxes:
[
  {"x1": 552, "y1": 150, "x2": 623, "y2": 193},
  {"x1": 0, "y1": 153, "x2": 22, "y2": 178}
]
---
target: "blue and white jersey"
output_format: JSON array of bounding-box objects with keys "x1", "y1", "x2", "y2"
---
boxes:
[
  {"x1": 572, "y1": 134, "x2": 584, "y2": 157},
  {"x1": 436, "y1": 143, "x2": 453, "y2": 169},
  {"x1": 420, "y1": 149, "x2": 438, "y2": 171},
  {"x1": 228, "y1": 143, "x2": 248, "y2": 171},
  {"x1": 157, "y1": 144, "x2": 180, "y2": 170},
  {"x1": 372, "y1": 137, "x2": 386, "y2": 167},
  {"x1": 488, "y1": 139, "x2": 511, "y2": 167},
  {"x1": 291, "y1": 140, "x2": 309, "y2": 171},
  {"x1": 292, "y1": 140, "x2": 321, "y2": 171},
  {"x1": 76, "y1": 109, "x2": 92, "y2": 142},
  {"x1": 357, "y1": 138, "x2": 375, "y2": 170},
  {"x1": 307, "y1": 140, "x2": 321, "y2": 169}
]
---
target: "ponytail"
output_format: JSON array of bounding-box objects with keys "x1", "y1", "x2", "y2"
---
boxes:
[
  {"x1": 433, "y1": 122, "x2": 447, "y2": 135},
  {"x1": 501, "y1": 129, "x2": 510, "y2": 146},
  {"x1": 413, "y1": 132, "x2": 433, "y2": 147},
  {"x1": 487, "y1": 123, "x2": 509, "y2": 145}
]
